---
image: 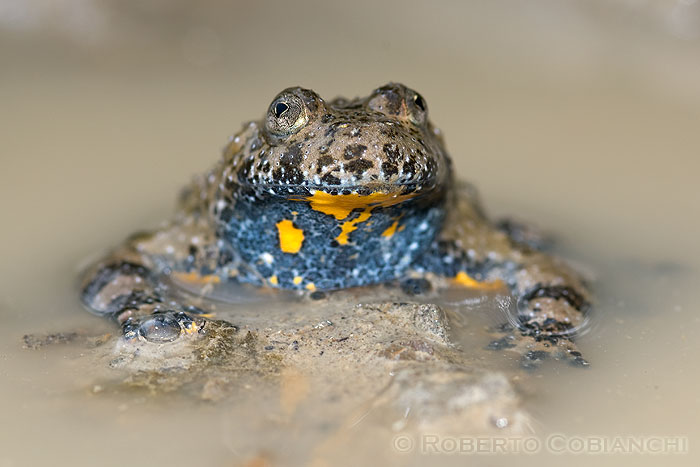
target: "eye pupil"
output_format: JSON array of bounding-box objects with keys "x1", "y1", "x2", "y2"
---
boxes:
[
  {"x1": 274, "y1": 102, "x2": 289, "y2": 118},
  {"x1": 266, "y1": 92, "x2": 308, "y2": 136},
  {"x1": 413, "y1": 94, "x2": 426, "y2": 112}
]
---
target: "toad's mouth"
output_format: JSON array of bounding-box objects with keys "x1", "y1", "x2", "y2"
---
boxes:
[{"x1": 239, "y1": 175, "x2": 445, "y2": 199}]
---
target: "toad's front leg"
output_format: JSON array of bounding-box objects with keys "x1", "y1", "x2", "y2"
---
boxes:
[
  {"x1": 80, "y1": 224, "x2": 226, "y2": 343},
  {"x1": 483, "y1": 251, "x2": 592, "y2": 368},
  {"x1": 415, "y1": 182, "x2": 593, "y2": 368},
  {"x1": 420, "y1": 243, "x2": 592, "y2": 368}
]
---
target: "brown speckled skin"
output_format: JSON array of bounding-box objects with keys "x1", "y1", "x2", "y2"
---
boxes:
[
  {"x1": 224, "y1": 84, "x2": 449, "y2": 193},
  {"x1": 80, "y1": 83, "x2": 592, "y2": 367}
]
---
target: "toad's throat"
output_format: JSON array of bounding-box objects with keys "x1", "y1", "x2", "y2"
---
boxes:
[
  {"x1": 295, "y1": 190, "x2": 419, "y2": 221},
  {"x1": 222, "y1": 186, "x2": 447, "y2": 290},
  {"x1": 292, "y1": 190, "x2": 420, "y2": 245}
]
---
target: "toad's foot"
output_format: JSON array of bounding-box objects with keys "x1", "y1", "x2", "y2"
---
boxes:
[
  {"x1": 80, "y1": 254, "x2": 222, "y2": 344},
  {"x1": 486, "y1": 323, "x2": 588, "y2": 370},
  {"x1": 119, "y1": 308, "x2": 209, "y2": 343}
]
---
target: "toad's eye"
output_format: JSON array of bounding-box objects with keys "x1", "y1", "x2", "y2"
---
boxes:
[
  {"x1": 409, "y1": 92, "x2": 428, "y2": 124},
  {"x1": 368, "y1": 84, "x2": 429, "y2": 126},
  {"x1": 413, "y1": 93, "x2": 426, "y2": 112},
  {"x1": 265, "y1": 93, "x2": 308, "y2": 137}
]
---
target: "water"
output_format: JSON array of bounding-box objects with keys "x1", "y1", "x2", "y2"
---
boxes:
[{"x1": 1, "y1": 1, "x2": 699, "y2": 466}]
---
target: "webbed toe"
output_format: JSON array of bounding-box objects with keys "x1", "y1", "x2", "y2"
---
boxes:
[
  {"x1": 122, "y1": 310, "x2": 205, "y2": 343},
  {"x1": 486, "y1": 323, "x2": 589, "y2": 370}
]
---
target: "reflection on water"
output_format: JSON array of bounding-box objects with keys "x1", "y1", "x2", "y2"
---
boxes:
[{"x1": 1, "y1": 1, "x2": 699, "y2": 466}]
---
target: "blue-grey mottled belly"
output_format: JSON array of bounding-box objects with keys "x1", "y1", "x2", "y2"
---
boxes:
[{"x1": 219, "y1": 190, "x2": 446, "y2": 290}]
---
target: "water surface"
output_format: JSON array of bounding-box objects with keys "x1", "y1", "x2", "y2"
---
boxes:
[{"x1": 1, "y1": 1, "x2": 698, "y2": 466}]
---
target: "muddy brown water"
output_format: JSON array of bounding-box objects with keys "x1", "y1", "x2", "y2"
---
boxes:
[{"x1": 1, "y1": 1, "x2": 698, "y2": 466}]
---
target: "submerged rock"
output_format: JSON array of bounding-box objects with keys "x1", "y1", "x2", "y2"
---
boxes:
[
  {"x1": 26, "y1": 298, "x2": 529, "y2": 432},
  {"x1": 24, "y1": 296, "x2": 534, "y2": 466}
]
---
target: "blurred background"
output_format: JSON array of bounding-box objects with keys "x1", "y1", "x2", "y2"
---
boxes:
[
  {"x1": 2, "y1": 0, "x2": 699, "y2": 262},
  {"x1": 1, "y1": 1, "x2": 699, "y2": 466}
]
